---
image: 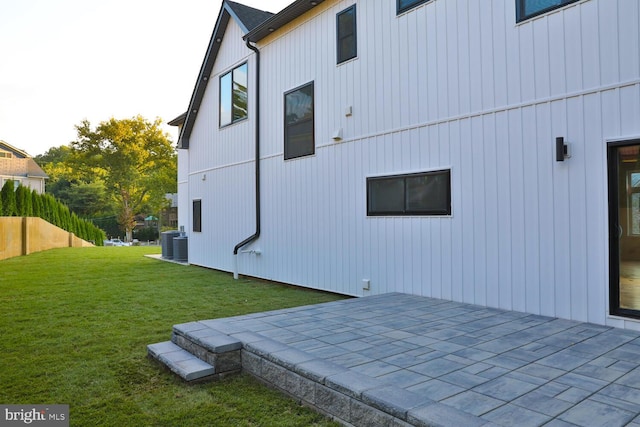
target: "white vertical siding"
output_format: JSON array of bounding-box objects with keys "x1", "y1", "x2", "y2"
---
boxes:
[{"x1": 183, "y1": 0, "x2": 640, "y2": 327}]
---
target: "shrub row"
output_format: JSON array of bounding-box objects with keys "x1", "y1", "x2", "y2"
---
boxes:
[{"x1": 0, "y1": 181, "x2": 106, "y2": 245}]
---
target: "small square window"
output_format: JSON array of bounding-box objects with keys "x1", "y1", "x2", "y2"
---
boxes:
[
  {"x1": 337, "y1": 5, "x2": 357, "y2": 64},
  {"x1": 284, "y1": 82, "x2": 314, "y2": 160},
  {"x1": 367, "y1": 170, "x2": 451, "y2": 216},
  {"x1": 193, "y1": 200, "x2": 202, "y2": 232}
]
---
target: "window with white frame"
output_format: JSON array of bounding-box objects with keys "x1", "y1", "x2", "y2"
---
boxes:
[
  {"x1": 367, "y1": 170, "x2": 451, "y2": 216},
  {"x1": 516, "y1": 0, "x2": 579, "y2": 22},
  {"x1": 219, "y1": 63, "x2": 248, "y2": 127}
]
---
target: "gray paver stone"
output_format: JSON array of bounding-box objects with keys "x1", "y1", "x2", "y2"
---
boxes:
[
  {"x1": 244, "y1": 338, "x2": 290, "y2": 358},
  {"x1": 512, "y1": 389, "x2": 573, "y2": 417},
  {"x1": 481, "y1": 403, "x2": 551, "y2": 427},
  {"x1": 325, "y1": 370, "x2": 385, "y2": 399},
  {"x1": 362, "y1": 385, "x2": 433, "y2": 419},
  {"x1": 559, "y1": 398, "x2": 636, "y2": 427},
  {"x1": 268, "y1": 347, "x2": 316, "y2": 370},
  {"x1": 173, "y1": 321, "x2": 208, "y2": 334},
  {"x1": 407, "y1": 402, "x2": 487, "y2": 427},
  {"x1": 295, "y1": 359, "x2": 349, "y2": 383},
  {"x1": 196, "y1": 333, "x2": 242, "y2": 353},
  {"x1": 473, "y1": 375, "x2": 539, "y2": 401}
]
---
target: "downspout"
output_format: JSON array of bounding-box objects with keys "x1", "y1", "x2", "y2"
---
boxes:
[{"x1": 233, "y1": 39, "x2": 261, "y2": 279}]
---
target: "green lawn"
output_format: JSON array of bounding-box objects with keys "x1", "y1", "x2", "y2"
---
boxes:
[{"x1": 0, "y1": 246, "x2": 345, "y2": 426}]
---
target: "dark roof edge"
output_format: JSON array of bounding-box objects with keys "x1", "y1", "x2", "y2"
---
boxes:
[
  {"x1": 177, "y1": 3, "x2": 230, "y2": 149},
  {"x1": 244, "y1": 0, "x2": 325, "y2": 43},
  {"x1": 177, "y1": 1, "x2": 276, "y2": 149},
  {"x1": 168, "y1": 112, "x2": 187, "y2": 127}
]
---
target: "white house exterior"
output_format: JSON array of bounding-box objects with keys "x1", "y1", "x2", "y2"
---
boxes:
[{"x1": 176, "y1": 0, "x2": 640, "y2": 329}]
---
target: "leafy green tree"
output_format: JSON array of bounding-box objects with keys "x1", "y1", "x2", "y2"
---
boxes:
[
  {"x1": 71, "y1": 116, "x2": 176, "y2": 241},
  {"x1": 1, "y1": 180, "x2": 17, "y2": 216},
  {"x1": 65, "y1": 180, "x2": 110, "y2": 217}
]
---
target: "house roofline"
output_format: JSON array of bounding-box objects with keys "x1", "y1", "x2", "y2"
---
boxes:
[
  {"x1": 167, "y1": 112, "x2": 187, "y2": 127},
  {"x1": 244, "y1": 0, "x2": 324, "y2": 43},
  {"x1": 177, "y1": 1, "x2": 275, "y2": 149},
  {"x1": 0, "y1": 140, "x2": 32, "y2": 158}
]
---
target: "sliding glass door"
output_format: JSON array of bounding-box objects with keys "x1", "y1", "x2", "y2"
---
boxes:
[{"x1": 609, "y1": 140, "x2": 640, "y2": 318}]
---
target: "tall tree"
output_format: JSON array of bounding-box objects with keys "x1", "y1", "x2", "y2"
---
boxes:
[{"x1": 71, "y1": 116, "x2": 176, "y2": 241}]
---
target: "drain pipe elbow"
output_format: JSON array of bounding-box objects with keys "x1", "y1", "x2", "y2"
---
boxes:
[{"x1": 233, "y1": 39, "x2": 261, "y2": 279}]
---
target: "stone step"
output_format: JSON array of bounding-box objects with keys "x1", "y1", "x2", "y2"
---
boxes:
[{"x1": 147, "y1": 341, "x2": 215, "y2": 382}]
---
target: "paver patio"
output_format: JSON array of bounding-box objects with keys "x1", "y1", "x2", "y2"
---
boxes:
[{"x1": 150, "y1": 293, "x2": 640, "y2": 426}]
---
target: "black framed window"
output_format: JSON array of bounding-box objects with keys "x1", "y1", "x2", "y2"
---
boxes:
[
  {"x1": 193, "y1": 200, "x2": 202, "y2": 232},
  {"x1": 284, "y1": 82, "x2": 314, "y2": 160},
  {"x1": 367, "y1": 170, "x2": 451, "y2": 216},
  {"x1": 337, "y1": 5, "x2": 357, "y2": 64},
  {"x1": 397, "y1": 0, "x2": 430, "y2": 15},
  {"x1": 220, "y1": 62, "x2": 248, "y2": 127},
  {"x1": 516, "y1": 0, "x2": 579, "y2": 22}
]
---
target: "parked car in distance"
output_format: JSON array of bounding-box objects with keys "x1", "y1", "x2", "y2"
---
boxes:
[{"x1": 104, "y1": 239, "x2": 130, "y2": 247}]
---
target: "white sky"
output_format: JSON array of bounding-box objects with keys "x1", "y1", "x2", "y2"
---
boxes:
[{"x1": 0, "y1": 0, "x2": 290, "y2": 156}]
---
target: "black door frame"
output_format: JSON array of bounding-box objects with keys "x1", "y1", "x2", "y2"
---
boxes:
[{"x1": 608, "y1": 138, "x2": 640, "y2": 319}]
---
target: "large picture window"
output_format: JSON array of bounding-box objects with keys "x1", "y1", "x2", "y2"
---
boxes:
[
  {"x1": 367, "y1": 170, "x2": 451, "y2": 216},
  {"x1": 193, "y1": 200, "x2": 202, "y2": 232},
  {"x1": 516, "y1": 0, "x2": 579, "y2": 22},
  {"x1": 220, "y1": 63, "x2": 248, "y2": 127},
  {"x1": 337, "y1": 5, "x2": 357, "y2": 64},
  {"x1": 284, "y1": 82, "x2": 314, "y2": 160},
  {"x1": 397, "y1": 0, "x2": 430, "y2": 15}
]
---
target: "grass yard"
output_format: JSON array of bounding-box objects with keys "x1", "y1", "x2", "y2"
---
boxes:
[{"x1": 0, "y1": 246, "x2": 345, "y2": 426}]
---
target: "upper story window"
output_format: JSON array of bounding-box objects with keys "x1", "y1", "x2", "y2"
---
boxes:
[
  {"x1": 284, "y1": 82, "x2": 315, "y2": 160},
  {"x1": 397, "y1": 0, "x2": 430, "y2": 15},
  {"x1": 337, "y1": 5, "x2": 357, "y2": 64},
  {"x1": 0, "y1": 152, "x2": 12, "y2": 158},
  {"x1": 516, "y1": 0, "x2": 580, "y2": 22},
  {"x1": 367, "y1": 170, "x2": 451, "y2": 216},
  {"x1": 219, "y1": 62, "x2": 248, "y2": 127}
]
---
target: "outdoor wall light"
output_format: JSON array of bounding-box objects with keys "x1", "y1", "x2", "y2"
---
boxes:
[{"x1": 556, "y1": 137, "x2": 570, "y2": 161}]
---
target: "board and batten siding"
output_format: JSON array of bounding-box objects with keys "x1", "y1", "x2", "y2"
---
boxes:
[
  {"x1": 185, "y1": 18, "x2": 256, "y2": 270},
  {"x1": 183, "y1": 0, "x2": 640, "y2": 327}
]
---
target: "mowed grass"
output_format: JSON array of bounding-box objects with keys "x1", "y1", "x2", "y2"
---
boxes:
[{"x1": 0, "y1": 246, "x2": 345, "y2": 426}]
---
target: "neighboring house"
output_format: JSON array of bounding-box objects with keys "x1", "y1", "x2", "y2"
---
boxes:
[
  {"x1": 175, "y1": 0, "x2": 640, "y2": 329},
  {"x1": 162, "y1": 193, "x2": 178, "y2": 229},
  {"x1": 0, "y1": 140, "x2": 48, "y2": 194}
]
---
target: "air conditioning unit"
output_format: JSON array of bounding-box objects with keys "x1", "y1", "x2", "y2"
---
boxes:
[{"x1": 173, "y1": 236, "x2": 188, "y2": 263}]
